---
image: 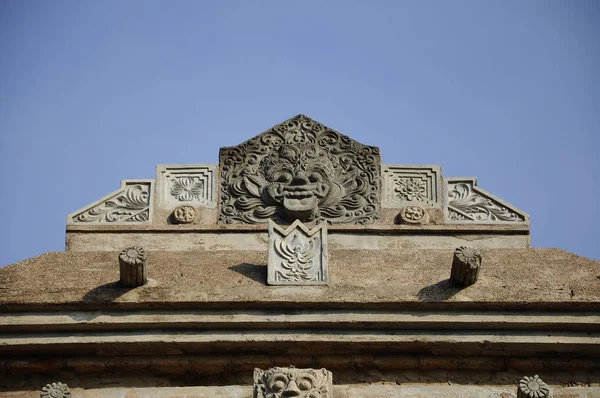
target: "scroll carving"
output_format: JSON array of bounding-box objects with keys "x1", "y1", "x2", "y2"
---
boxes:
[
  {"x1": 70, "y1": 181, "x2": 152, "y2": 224},
  {"x1": 219, "y1": 114, "x2": 381, "y2": 224}
]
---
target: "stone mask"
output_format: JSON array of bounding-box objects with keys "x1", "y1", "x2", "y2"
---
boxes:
[{"x1": 253, "y1": 367, "x2": 332, "y2": 398}]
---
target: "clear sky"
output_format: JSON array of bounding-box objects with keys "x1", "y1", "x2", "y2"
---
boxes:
[{"x1": 0, "y1": 1, "x2": 599, "y2": 266}]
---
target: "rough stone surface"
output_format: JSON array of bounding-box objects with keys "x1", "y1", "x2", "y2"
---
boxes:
[
  {"x1": 253, "y1": 366, "x2": 332, "y2": 398},
  {"x1": 1, "y1": 248, "x2": 598, "y2": 307},
  {"x1": 268, "y1": 220, "x2": 328, "y2": 285},
  {"x1": 450, "y1": 246, "x2": 482, "y2": 287},
  {"x1": 219, "y1": 114, "x2": 381, "y2": 225}
]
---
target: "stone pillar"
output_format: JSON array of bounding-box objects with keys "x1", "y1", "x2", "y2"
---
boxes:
[
  {"x1": 118, "y1": 246, "x2": 147, "y2": 287},
  {"x1": 41, "y1": 382, "x2": 70, "y2": 398},
  {"x1": 450, "y1": 246, "x2": 482, "y2": 287}
]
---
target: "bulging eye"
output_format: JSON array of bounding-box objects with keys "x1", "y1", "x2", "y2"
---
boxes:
[
  {"x1": 271, "y1": 379, "x2": 286, "y2": 392},
  {"x1": 298, "y1": 378, "x2": 313, "y2": 390},
  {"x1": 308, "y1": 172, "x2": 322, "y2": 183},
  {"x1": 276, "y1": 172, "x2": 292, "y2": 183}
]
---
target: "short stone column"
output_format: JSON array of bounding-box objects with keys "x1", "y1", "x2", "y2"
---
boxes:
[
  {"x1": 450, "y1": 246, "x2": 482, "y2": 287},
  {"x1": 517, "y1": 375, "x2": 552, "y2": 398},
  {"x1": 119, "y1": 246, "x2": 147, "y2": 287},
  {"x1": 41, "y1": 382, "x2": 70, "y2": 398}
]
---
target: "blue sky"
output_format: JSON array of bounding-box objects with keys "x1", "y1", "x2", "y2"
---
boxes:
[{"x1": 0, "y1": 1, "x2": 599, "y2": 265}]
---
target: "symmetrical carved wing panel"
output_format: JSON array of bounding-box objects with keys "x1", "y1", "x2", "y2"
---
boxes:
[{"x1": 219, "y1": 115, "x2": 381, "y2": 224}]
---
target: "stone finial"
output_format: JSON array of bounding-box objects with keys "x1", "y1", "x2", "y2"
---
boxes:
[
  {"x1": 268, "y1": 220, "x2": 328, "y2": 285},
  {"x1": 41, "y1": 382, "x2": 70, "y2": 398},
  {"x1": 450, "y1": 246, "x2": 482, "y2": 287},
  {"x1": 118, "y1": 246, "x2": 147, "y2": 287},
  {"x1": 254, "y1": 366, "x2": 332, "y2": 398},
  {"x1": 518, "y1": 375, "x2": 553, "y2": 398},
  {"x1": 172, "y1": 205, "x2": 196, "y2": 224}
]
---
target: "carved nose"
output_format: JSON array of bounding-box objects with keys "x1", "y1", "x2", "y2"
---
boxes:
[
  {"x1": 282, "y1": 380, "x2": 301, "y2": 396},
  {"x1": 292, "y1": 172, "x2": 310, "y2": 185}
]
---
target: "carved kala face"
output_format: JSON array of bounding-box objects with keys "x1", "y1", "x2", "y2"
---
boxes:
[
  {"x1": 254, "y1": 367, "x2": 331, "y2": 398},
  {"x1": 261, "y1": 144, "x2": 342, "y2": 220}
]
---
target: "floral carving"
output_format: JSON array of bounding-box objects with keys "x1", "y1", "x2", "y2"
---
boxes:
[
  {"x1": 518, "y1": 375, "x2": 552, "y2": 398},
  {"x1": 399, "y1": 205, "x2": 429, "y2": 225},
  {"x1": 395, "y1": 177, "x2": 426, "y2": 201},
  {"x1": 170, "y1": 177, "x2": 204, "y2": 201},
  {"x1": 73, "y1": 183, "x2": 150, "y2": 223},
  {"x1": 254, "y1": 366, "x2": 332, "y2": 398},
  {"x1": 41, "y1": 382, "x2": 71, "y2": 398},
  {"x1": 268, "y1": 220, "x2": 327, "y2": 285},
  {"x1": 219, "y1": 114, "x2": 381, "y2": 225},
  {"x1": 119, "y1": 246, "x2": 146, "y2": 265},
  {"x1": 448, "y1": 182, "x2": 525, "y2": 222},
  {"x1": 172, "y1": 205, "x2": 196, "y2": 224}
]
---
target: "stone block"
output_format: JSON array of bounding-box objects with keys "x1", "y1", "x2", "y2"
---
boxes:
[
  {"x1": 445, "y1": 177, "x2": 529, "y2": 224},
  {"x1": 68, "y1": 180, "x2": 154, "y2": 225},
  {"x1": 382, "y1": 165, "x2": 443, "y2": 209},
  {"x1": 450, "y1": 246, "x2": 482, "y2": 287},
  {"x1": 268, "y1": 220, "x2": 328, "y2": 285},
  {"x1": 156, "y1": 164, "x2": 217, "y2": 210}
]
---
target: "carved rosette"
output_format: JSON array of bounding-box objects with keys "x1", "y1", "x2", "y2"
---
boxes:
[
  {"x1": 219, "y1": 114, "x2": 381, "y2": 225},
  {"x1": 118, "y1": 246, "x2": 147, "y2": 287},
  {"x1": 254, "y1": 366, "x2": 332, "y2": 398},
  {"x1": 41, "y1": 382, "x2": 71, "y2": 398},
  {"x1": 517, "y1": 375, "x2": 553, "y2": 398},
  {"x1": 172, "y1": 205, "x2": 196, "y2": 224},
  {"x1": 399, "y1": 205, "x2": 429, "y2": 225},
  {"x1": 450, "y1": 246, "x2": 482, "y2": 287}
]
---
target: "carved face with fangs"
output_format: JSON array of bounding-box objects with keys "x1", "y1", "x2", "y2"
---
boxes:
[{"x1": 260, "y1": 144, "x2": 343, "y2": 221}]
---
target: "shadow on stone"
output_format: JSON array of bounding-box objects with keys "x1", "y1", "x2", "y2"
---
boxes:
[
  {"x1": 82, "y1": 281, "x2": 136, "y2": 302},
  {"x1": 228, "y1": 263, "x2": 267, "y2": 285},
  {"x1": 417, "y1": 279, "x2": 464, "y2": 302}
]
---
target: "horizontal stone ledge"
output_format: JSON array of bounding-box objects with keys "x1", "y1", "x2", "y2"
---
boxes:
[
  {"x1": 66, "y1": 223, "x2": 530, "y2": 234},
  {"x1": 3, "y1": 354, "x2": 600, "y2": 377},
  {"x1": 1, "y1": 309, "x2": 599, "y2": 333},
  {"x1": 0, "y1": 330, "x2": 598, "y2": 357}
]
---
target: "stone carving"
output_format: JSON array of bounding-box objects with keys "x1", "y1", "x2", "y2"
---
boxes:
[
  {"x1": 268, "y1": 219, "x2": 328, "y2": 285},
  {"x1": 41, "y1": 382, "x2": 70, "y2": 398},
  {"x1": 399, "y1": 205, "x2": 429, "y2": 225},
  {"x1": 219, "y1": 114, "x2": 381, "y2": 224},
  {"x1": 69, "y1": 180, "x2": 153, "y2": 224},
  {"x1": 172, "y1": 205, "x2": 196, "y2": 224},
  {"x1": 382, "y1": 165, "x2": 442, "y2": 209},
  {"x1": 119, "y1": 246, "x2": 147, "y2": 287},
  {"x1": 254, "y1": 366, "x2": 332, "y2": 398},
  {"x1": 446, "y1": 178, "x2": 527, "y2": 223},
  {"x1": 156, "y1": 165, "x2": 217, "y2": 209},
  {"x1": 450, "y1": 246, "x2": 482, "y2": 287},
  {"x1": 517, "y1": 375, "x2": 553, "y2": 398}
]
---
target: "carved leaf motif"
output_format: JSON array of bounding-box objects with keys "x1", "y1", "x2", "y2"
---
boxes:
[
  {"x1": 170, "y1": 177, "x2": 204, "y2": 201},
  {"x1": 448, "y1": 183, "x2": 524, "y2": 222},
  {"x1": 74, "y1": 184, "x2": 151, "y2": 223},
  {"x1": 274, "y1": 232, "x2": 321, "y2": 282}
]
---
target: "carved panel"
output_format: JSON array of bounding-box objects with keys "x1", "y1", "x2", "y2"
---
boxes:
[
  {"x1": 68, "y1": 180, "x2": 153, "y2": 224},
  {"x1": 382, "y1": 165, "x2": 442, "y2": 209},
  {"x1": 254, "y1": 366, "x2": 332, "y2": 398},
  {"x1": 156, "y1": 164, "x2": 216, "y2": 209},
  {"x1": 445, "y1": 178, "x2": 528, "y2": 223},
  {"x1": 219, "y1": 114, "x2": 381, "y2": 224},
  {"x1": 268, "y1": 220, "x2": 328, "y2": 285}
]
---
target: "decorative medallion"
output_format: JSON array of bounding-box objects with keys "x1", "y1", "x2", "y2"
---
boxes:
[
  {"x1": 382, "y1": 165, "x2": 442, "y2": 209},
  {"x1": 119, "y1": 246, "x2": 146, "y2": 266},
  {"x1": 41, "y1": 382, "x2": 71, "y2": 398},
  {"x1": 446, "y1": 178, "x2": 527, "y2": 223},
  {"x1": 156, "y1": 164, "x2": 217, "y2": 210},
  {"x1": 517, "y1": 375, "x2": 552, "y2": 398},
  {"x1": 69, "y1": 181, "x2": 152, "y2": 224},
  {"x1": 172, "y1": 205, "x2": 196, "y2": 224},
  {"x1": 399, "y1": 205, "x2": 429, "y2": 225},
  {"x1": 170, "y1": 177, "x2": 204, "y2": 201},
  {"x1": 268, "y1": 219, "x2": 328, "y2": 285},
  {"x1": 219, "y1": 114, "x2": 381, "y2": 224},
  {"x1": 254, "y1": 366, "x2": 332, "y2": 398},
  {"x1": 395, "y1": 177, "x2": 426, "y2": 201}
]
